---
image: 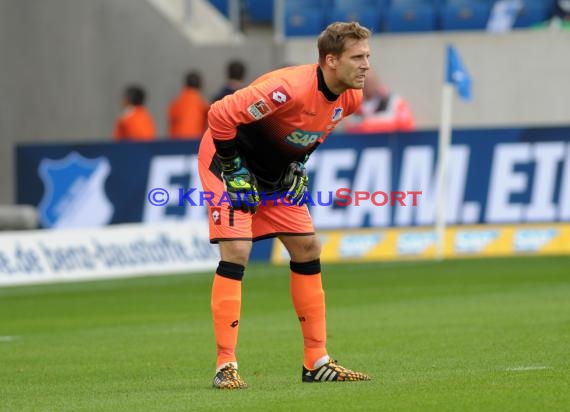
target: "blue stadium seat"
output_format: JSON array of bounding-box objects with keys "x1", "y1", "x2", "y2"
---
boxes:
[
  {"x1": 440, "y1": 2, "x2": 492, "y2": 31},
  {"x1": 513, "y1": 1, "x2": 550, "y2": 28},
  {"x1": 332, "y1": 0, "x2": 384, "y2": 8},
  {"x1": 209, "y1": 0, "x2": 229, "y2": 17},
  {"x1": 286, "y1": 0, "x2": 328, "y2": 9},
  {"x1": 444, "y1": 0, "x2": 492, "y2": 4},
  {"x1": 541, "y1": 0, "x2": 558, "y2": 14},
  {"x1": 285, "y1": 8, "x2": 325, "y2": 36},
  {"x1": 385, "y1": 3, "x2": 437, "y2": 33},
  {"x1": 327, "y1": 6, "x2": 383, "y2": 32},
  {"x1": 394, "y1": 0, "x2": 442, "y2": 5},
  {"x1": 246, "y1": 0, "x2": 274, "y2": 23}
]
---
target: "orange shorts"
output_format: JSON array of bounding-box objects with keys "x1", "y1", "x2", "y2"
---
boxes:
[{"x1": 198, "y1": 158, "x2": 315, "y2": 243}]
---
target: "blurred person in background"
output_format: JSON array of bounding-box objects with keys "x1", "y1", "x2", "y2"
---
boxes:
[
  {"x1": 211, "y1": 59, "x2": 247, "y2": 103},
  {"x1": 168, "y1": 70, "x2": 210, "y2": 140},
  {"x1": 113, "y1": 84, "x2": 156, "y2": 141},
  {"x1": 199, "y1": 22, "x2": 371, "y2": 390},
  {"x1": 343, "y1": 68, "x2": 415, "y2": 134}
]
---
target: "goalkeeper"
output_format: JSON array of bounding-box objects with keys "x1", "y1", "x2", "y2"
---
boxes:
[{"x1": 197, "y1": 22, "x2": 371, "y2": 389}]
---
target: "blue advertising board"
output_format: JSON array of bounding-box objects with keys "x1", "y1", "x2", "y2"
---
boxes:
[{"x1": 17, "y1": 126, "x2": 570, "y2": 232}]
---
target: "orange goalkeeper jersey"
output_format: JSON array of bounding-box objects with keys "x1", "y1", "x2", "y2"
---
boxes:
[{"x1": 199, "y1": 64, "x2": 362, "y2": 191}]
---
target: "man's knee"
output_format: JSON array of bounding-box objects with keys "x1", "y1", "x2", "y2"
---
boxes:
[
  {"x1": 286, "y1": 235, "x2": 321, "y2": 261},
  {"x1": 219, "y1": 240, "x2": 252, "y2": 266},
  {"x1": 303, "y1": 236, "x2": 321, "y2": 258}
]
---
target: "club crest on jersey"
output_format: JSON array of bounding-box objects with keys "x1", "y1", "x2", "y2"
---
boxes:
[
  {"x1": 285, "y1": 129, "x2": 323, "y2": 148},
  {"x1": 270, "y1": 86, "x2": 290, "y2": 105},
  {"x1": 211, "y1": 207, "x2": 222, "y2": 225},
  {"x1": 247, "y1": 99, "x2": 272, "y2": 120},
  {"x1": 332, "y1": 107, "x2": 343, "y2": 122}
]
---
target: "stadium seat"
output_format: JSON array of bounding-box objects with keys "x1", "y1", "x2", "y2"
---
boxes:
[
  {"x1": 440, "y1": 2, "x2": 492, "y2": 31},
  {"x1": 395, "y1": 0, "x2": 442, "y2": 6},
  {"x1": 332, "y1": 0, "x2": 384, "y2": 8},
  {"x1": 286, "y1": 0, "x2": 328, "y2": 9},
  {"x1": 327, "y1": 6, "x2": 383, "y2": 32},
  {"x1": 513, "y1": 1, "x2": 550, "y2": 28},
  {"x1": 384, "y1": 2, "x2": 437, "y2": 33},
  {"x1": 208, "y1": 0, "x2": 229, "y2": 17},
  {"x1": 246, "y1": 0, "x2": 274, "y2": 24},
  {"x1": 285, "y1": 8, "x2": 325, "y2": 36}
]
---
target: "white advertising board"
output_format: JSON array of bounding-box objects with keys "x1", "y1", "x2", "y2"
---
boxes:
[{"x1": 0, "y1": 221, "x2": 218, "y2": 287}]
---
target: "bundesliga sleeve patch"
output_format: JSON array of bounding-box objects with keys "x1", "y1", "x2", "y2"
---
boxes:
[
  {"x1": 270, "y1": 86, "x2": 291, "y2": 105},
  {"x1": 247, "y1": 99, "x2": 272, "y2": 120}
]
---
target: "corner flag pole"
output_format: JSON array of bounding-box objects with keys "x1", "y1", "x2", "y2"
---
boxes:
[
  {"x1": 435, "y1": 83, "x2": 454, "y2": 260},
  {"x1": 436, "y1": 44, "x2": 472, "y2": 260}
]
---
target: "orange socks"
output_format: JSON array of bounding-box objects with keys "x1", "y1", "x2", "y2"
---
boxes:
[
  {"x1": 212, "y1": 259, "x2": 328, "y2": 371},
  {"x1": 290, "y1": 259, "x2": 328, "y2": 369},
  {"x1": 211, "y1": 261, "x2": 245, "y2": 369}
]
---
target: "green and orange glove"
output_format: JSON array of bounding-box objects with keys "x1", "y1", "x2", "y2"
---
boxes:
[
  {"x1": 282, "y1": 161, "x2": 309, "y2": 206},
  {"x1": 219, "y1": 155, "x2": 260, "y2": 214}
]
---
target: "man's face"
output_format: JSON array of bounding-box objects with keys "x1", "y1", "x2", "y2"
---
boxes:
[{"x1": 333, "y1": 39, "x2": 370, "y2": 91}]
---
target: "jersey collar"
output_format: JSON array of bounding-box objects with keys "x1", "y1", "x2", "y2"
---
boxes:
[{"x1": 317, "y1": 66, "x2": 340, "y2": 102}]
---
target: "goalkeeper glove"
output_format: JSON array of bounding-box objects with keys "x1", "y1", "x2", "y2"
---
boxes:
[
  {"x1": 282, "y1": 161, "x2": 308, "y2": 206},
  {"x1": 219, "y1": 155, "x2": 260, "y2": 214}
]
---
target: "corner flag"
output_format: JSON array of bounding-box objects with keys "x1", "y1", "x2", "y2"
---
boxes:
[
  {"x1": 435, "y1": 44, "x2": 472, "y2": 260},
  {"x1": 446, "y1": 44, "x2": 472, "y2": 101}
]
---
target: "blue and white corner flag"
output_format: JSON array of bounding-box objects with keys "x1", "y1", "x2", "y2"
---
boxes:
[
  {"x1": 446, "y1": 44, "x2": 472, "y2": 101},
  {"x1": 436, "y1": 44, "x2": 472, "y2": 260}
]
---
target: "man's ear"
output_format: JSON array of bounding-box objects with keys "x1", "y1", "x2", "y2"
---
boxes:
[{"x1": 325, "y1": 54, "x2": 338, "y2": 69}]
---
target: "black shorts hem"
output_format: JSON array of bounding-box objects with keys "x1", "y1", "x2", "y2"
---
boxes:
[
  {"x1": 252, "y1": 232, "x2": 315, "y2": 242},
  {"x1": 210, "y1": 237, "x2": 252, "y2": 244},
  {"x1": 210, "y1": 232, "x2": 315, "y2": 244}
]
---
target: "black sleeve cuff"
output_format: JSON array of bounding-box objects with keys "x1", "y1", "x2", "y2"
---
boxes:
[{"x1": 214, "y1": 138, "x2": 238, "y2": 159}]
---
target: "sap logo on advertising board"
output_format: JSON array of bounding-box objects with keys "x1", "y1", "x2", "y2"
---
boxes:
[
  {"x1": 513, "y1": 229, "x2": 558, "y2": 252},
  {"x1": 455, "y1": 230, "x2": 499, "y2": 253},
  {"x1": 339, "y1": 234, "x2": 383, "y2": 258},
  {"x1": 397, "y1": 232, "x2": 437, "y2": 255}
]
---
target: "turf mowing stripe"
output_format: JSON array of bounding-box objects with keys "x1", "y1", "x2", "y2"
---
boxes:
[
  {"x1": 505, "y1": 366, "x2": 550, "y2": 371},
  {"x1": 0, "y1": 335, "x2": 17, "y2": 342}
]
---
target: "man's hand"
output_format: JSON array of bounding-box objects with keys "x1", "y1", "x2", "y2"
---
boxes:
[
  {"x1": 282, "y1": 161, "x2": 308, "y2": 205},
  {"x1": 220, "y1": 155, "x2": 260, "y2": 214}
]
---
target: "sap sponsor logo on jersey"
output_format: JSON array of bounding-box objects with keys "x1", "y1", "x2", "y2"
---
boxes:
[
  {"x1": 247, "y1": 99, "x2": 272, "y2": 120},
  {"x1": 285, "y1": 129, "x2": 323, "y2": 148},
  {"x1": 397, "y1": 232, "x2": 437, "y2": 255},
  {"x1": 339, "y1": 234, "x2": 383, "y2": 258},
  {"x1": 455, "y1": 230, "x2": 499, "y2": 253},
  {"x1": 513, "y1": 229, "x2": 558, "y2": 252},
  {"x1": 270, "y1": 86, "x2": 290, "y2": 105}
]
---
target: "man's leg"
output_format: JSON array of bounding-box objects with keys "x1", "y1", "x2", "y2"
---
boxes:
[
  {"x1": 279, "y1": 235, "x2": 328, "y2": 369},
  {"x1": 280, "y1": 234, "x2": 370, "y2": 382},
  {"x1": 211, "y1": 240, "x2": 251, "y2": 389}
]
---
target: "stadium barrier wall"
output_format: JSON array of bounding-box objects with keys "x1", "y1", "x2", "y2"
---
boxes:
[
  {"x1": 16, "y1": 125, "x2": 570, "y2": 263},
  {"x1": 0, "y1": 221, "x2": 219, "y2": 287}
]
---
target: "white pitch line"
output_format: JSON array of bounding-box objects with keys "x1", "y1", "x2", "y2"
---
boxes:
[
  {"x1": 505, "y1": 366, "x2": 550, "y2": 371},
  {"x1": 0, "y1": 336, "x2": 17, "y2": 342}
]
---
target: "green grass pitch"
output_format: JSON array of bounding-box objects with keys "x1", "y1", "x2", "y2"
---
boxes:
[{"x1": 1, "y1": 256, "x2": 569, "y2": 411}]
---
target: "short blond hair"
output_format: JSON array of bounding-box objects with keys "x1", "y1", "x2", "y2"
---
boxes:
[{"x1": 317, "y1": 22, "x2": 371, "y2": 65}]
